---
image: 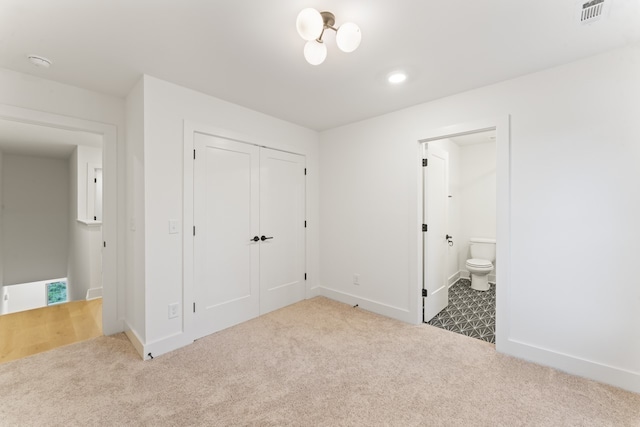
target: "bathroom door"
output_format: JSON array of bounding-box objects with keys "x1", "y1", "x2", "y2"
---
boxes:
[{"x1": 423, "y1": 144, "x2": 449, "y2": 322}]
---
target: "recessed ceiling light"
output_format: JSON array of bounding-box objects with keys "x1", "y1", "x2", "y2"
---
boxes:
[
  {"x1": 388, "y1": 72, "x2": 407, "y2": 84},
  {"x1": 27, "y1": 55, "x2": 52, "y2": 68}
]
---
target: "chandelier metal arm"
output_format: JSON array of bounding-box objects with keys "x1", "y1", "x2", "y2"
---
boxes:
[
  {"x1": 317, "y1": 27, "x2": 326, "y2": 42},
  {"x1": 317, "y1": 25, "x2": 338, "y2": 43}
]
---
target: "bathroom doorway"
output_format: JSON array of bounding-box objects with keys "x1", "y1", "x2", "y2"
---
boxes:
[
  {"x1": 422, "y1": 130, "x2": 497, "y2": 343},
  {"x1": 419, "y1": 117, "x2": 509, "y2": 347}
]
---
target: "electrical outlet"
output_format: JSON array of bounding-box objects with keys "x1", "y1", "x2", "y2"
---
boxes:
[
  {"x1": 169, "y1": 219, "x2": 180, "y2": 234},
  {"x1": 353, "y1": 274, "x2": 360, "y2": 285},
  {"x1": 168, "y1": 303, "x2": 179, "y2": 319}
]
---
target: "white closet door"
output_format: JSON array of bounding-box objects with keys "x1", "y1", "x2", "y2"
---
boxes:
[
  {"x1": 193, "y1": 133, "x2": 260, "y2": 339},
  {"x1": 259, "y1": 148, "x2": 306, "y2": 315}
]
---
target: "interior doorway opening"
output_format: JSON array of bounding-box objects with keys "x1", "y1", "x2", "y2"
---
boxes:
[
  {"x1": 421, "y1": 130, "x2": 497, "y2": 344},
  {"x1": 417, "y1": 115, "x2": 510, "y2": 350},
  {"x1": 0, "y1": 104, "x2": 119, "y2": 362}
]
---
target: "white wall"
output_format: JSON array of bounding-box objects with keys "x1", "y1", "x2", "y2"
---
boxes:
[
  {"x1": 128, "y1": 75, "x2": 320, "y2": 357},
  {"x1": 1, "y1": 153, "x2": 69, "y2": 285},
  {"x1": 67, "y1": 146, "x2": 103, "y2": 302},
  {"x1": 459, "y1": 142, "x2": 496, "y2": 276},
  {"x1": 0, "y1": 68, "x2": 126, "y2": 334},
  {"x1": 319, "y1": 44, "x2": 640, "y2": 393}
]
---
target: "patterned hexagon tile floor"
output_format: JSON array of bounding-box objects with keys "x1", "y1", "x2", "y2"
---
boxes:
[{"x1": 426, "y1": 279, "x2": 496, "y2": 344}]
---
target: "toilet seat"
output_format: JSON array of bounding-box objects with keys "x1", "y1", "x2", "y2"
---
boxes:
[{"x1": 466, "y1": 258, "x2": 493, "y2": 268}]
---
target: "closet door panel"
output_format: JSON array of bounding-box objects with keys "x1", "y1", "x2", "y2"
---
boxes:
[
  {"x1": 259, "y1": 148, "x2": 306, "y2": 315},
  {"x1": 193, "y1": 133, "x2": 260, "y2": 339}
]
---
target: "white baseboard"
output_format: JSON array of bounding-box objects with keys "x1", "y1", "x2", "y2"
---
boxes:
[
  {"x1": 307, "y1": 286, "x2": 321, "y2": 298},
  {"x1": 123, "y1": 323, "x2": 145, "y2": 359},
  {"x1": 143, "y1": 332, "x2": 193, "y2": 361},
  {"x1": 85, "y1": 287, "x2": 102, "y2": 300},
  {"x1": 447, "y1": 272, "x2": 461, "y2": 288},
  {"x1": 499, "y1": 338, "x2": 640, "y2": 394},
  {"x1": 318, "y1": 286, "x2": 412, "y2": 324},
  {"x1": 459, "y1": 270, "x2": 497, "y2": 285},
  {"x1": 123, "y1": 322, "x2": 193, "y2": 361}
]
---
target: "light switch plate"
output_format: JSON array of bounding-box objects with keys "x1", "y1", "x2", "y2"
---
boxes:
[
  {"x1": 168, "y1": 303, "x2": 179, "y2": 319},
  {"x1": 169, "y1": 219, "x2": 179, "y2": 234}
]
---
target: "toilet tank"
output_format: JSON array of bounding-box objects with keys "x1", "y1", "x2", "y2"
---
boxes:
[{"x1": 469, "y1": 238, "x2": 496, "y2": 262}]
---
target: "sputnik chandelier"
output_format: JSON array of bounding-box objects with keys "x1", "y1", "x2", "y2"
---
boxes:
[{"x1": 296, "y1": 8, "x2": 361, "y2": 65}]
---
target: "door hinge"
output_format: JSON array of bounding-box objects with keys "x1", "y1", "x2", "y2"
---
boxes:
[
  {"x1": 422, "y1": 289, "x2": 427, "y2": 297},
  {"x1": 422, "y1": 224, "x2": 428, "y2": 232},
  {"x1": 193, "y1": 302, "x2": 196, "y2": 313},
  {"x1": 193, "y1": 226, "x2": 196, "y2": 236},
  {"x1": 304, "y1": 273, "x2": 307, "y2": 280},
  {"x1": 193, "y1": 149, "x2": 196, "y2": 160},
  {"x1": 304, "y1": 168, "x2": 307, "y2": 175},
  {"x1": 103, "y1": 241, "x2": 106, "y2": 248},
  {"x1": 304, "y1": 220, "x2": 307, "y2": 228},
  {"x1": 94, "y1": 178, "x2": 97, "y2": 183},
  {"x1": 422, "y1": 158, "x2": 428, "y2": 167},
  {"x1": 94, "y1": 216, "x2": 97, "y2": 221}
]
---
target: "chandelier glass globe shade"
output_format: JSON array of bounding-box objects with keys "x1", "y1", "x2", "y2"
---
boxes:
[
  {"x1": 303, "y1": 40, "x2": 327, "y2": 65},
  {"x1": 335, "y1": 22, "x2": 361, "y2": 53},
  {"x1": 296, "y1": 8, "x2": 323, "y2": 41}
]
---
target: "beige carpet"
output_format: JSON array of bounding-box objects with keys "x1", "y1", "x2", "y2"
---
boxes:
[{"x1": 0, "y1": 297, "x2": 638, "y2": 426}]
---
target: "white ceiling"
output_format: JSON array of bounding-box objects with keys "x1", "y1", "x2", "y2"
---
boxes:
[
  {"x1": 1, "y1": 0, "x2": 638, "y2": 131},
  {"x1": 0, "y1": 119, "x2": 102, "y2": 159}
]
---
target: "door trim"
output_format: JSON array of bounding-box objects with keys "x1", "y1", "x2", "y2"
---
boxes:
[
  {"x1": 183, "y1": 121, "x2": 307, "y2": 342},
  {"x1": 415, "y1": 116, "x2": 511, "y2": 352},
  {"x1": 0, "y1": 104, "x2": 120, "y2": 335}
]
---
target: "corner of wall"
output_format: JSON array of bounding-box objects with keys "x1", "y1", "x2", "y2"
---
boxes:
[
  {"x1": 124, "y1": 76, "x2": 147, "y2": 344},
  {"x1": 124, "y1": 323, "x2": 145, "y2": 359}
]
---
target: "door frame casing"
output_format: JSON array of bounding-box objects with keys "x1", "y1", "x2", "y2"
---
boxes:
[
  {"x1": 415, "y1": 116, "x2": 510, "y2": 351},
  {"x1": 183, "y1": 121, "x2": 308, "y2": 343},
  {"x1": 0, "y1": 104, "x2": 120, "y2": 334}
]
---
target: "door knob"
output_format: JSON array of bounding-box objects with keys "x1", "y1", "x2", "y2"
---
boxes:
[
  {"x1": 261, "y1": 235, "x2": 273, "y2": 241},
  {"x1": 250, "y1": 236, "x2": 260, "y2": 242}
]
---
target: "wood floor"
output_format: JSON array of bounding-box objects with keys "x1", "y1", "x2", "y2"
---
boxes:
[{"x1": 0, "y1": 298, "x2": 102, "y2": 364}]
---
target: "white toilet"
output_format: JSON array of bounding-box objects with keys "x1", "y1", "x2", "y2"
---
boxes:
[{"x1": 465, "y1": 238, "x2": 496, "y2": 291}]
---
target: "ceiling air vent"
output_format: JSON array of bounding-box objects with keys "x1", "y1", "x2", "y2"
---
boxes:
[{"x1": 579, "y1": 0, "x2": 606, "y2": 23}]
